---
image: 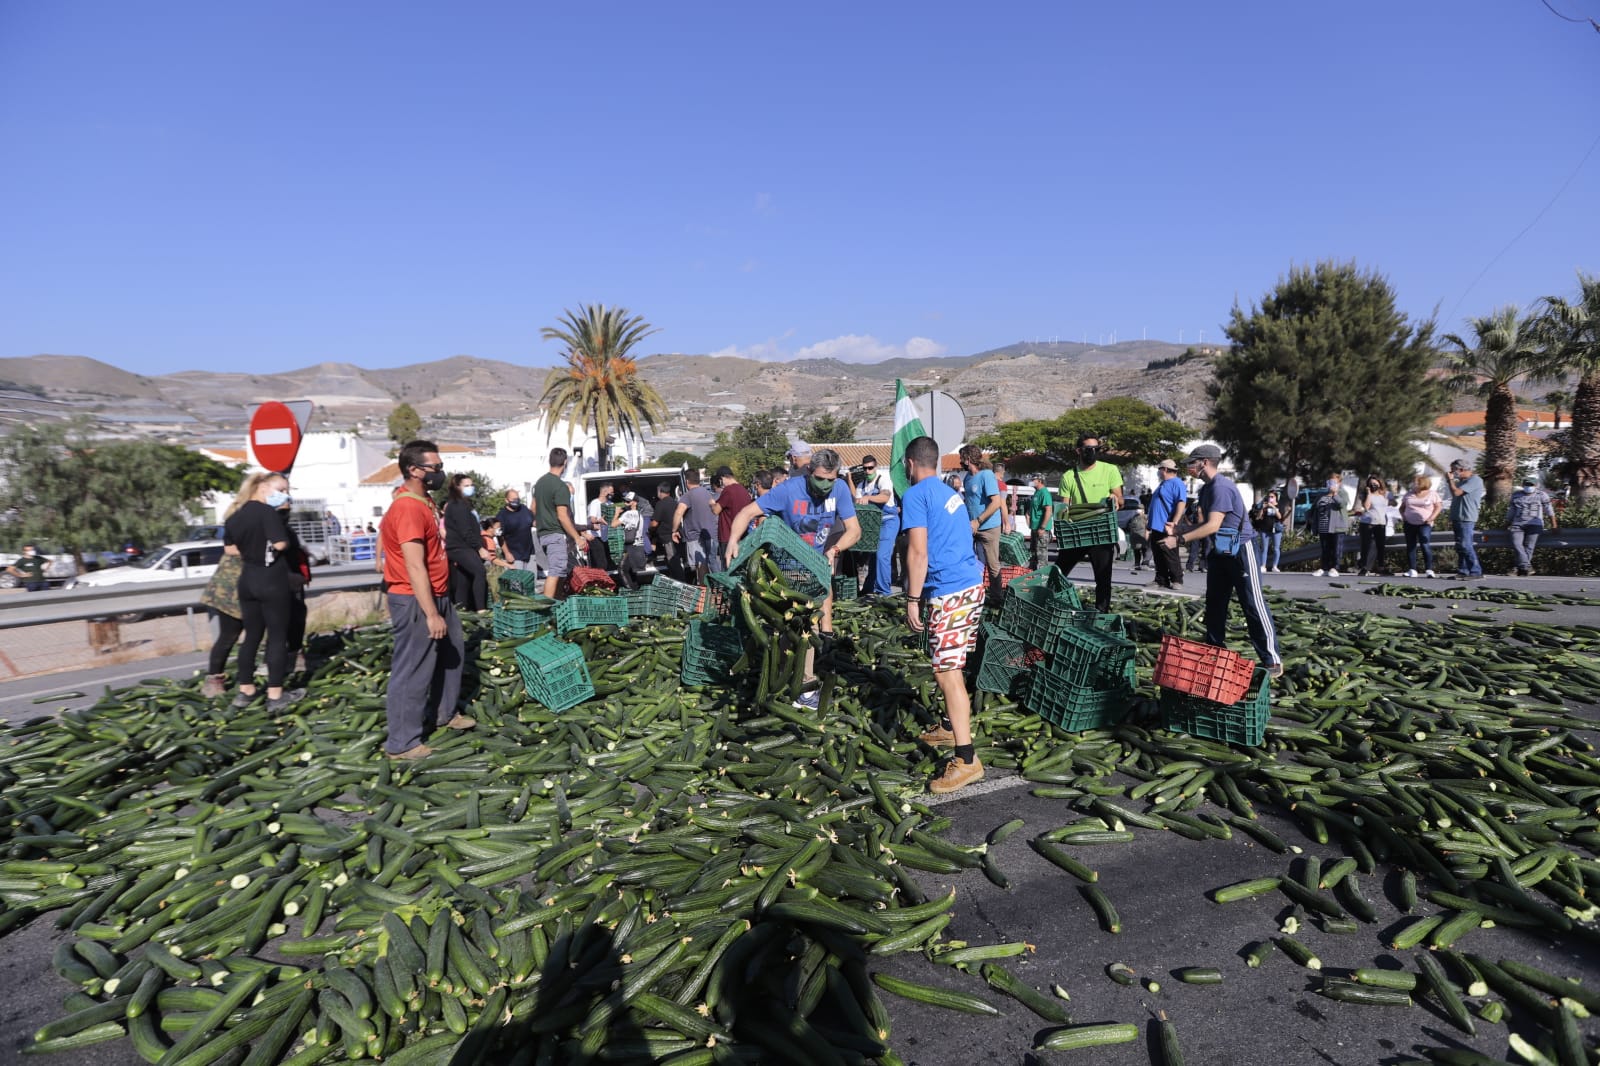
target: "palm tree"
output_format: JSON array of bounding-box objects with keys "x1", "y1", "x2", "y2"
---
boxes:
[
  {"x1": 538, "y1": 305, "x2": 668, "y2": 470},
  {"x1": 1538, "y1": 272, "x2": 1600, "y2": 505},
  {"x1": 1543, "y1": 389, "x2": 1572, "y2": 429},
  {"x1": 1441, "y1": 306, "x2": 1542, "y2": 504}
]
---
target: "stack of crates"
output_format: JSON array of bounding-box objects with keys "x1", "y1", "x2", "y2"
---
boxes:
[
  {"x1": 492, "y1": 601, "x2": 550, "y2": 641},
  {"x1": 974, "y1": 623, "x2": 1045, "y2": 699},
  {"x1": 1053, "y1": 497, "x2": 1119, "y2": 550},
  {"x1": 680, "y1": 619, "x2": 746, "y2": 687},
  {"x1": 1153, "y1": 634, "x2": 1269, "y2": 746},
  {"x1": 514, "y1": 635, "x2": 594, "y2": 712},
  {"x1": 329, "y1": 534, "x2": 378, "y2": 565},
  {"x1": 998, "y1": 532, "x2": 1030, "y2": 567},
  {"x1": 553, "y1": 596, "x2": 629, "y2": 634}
]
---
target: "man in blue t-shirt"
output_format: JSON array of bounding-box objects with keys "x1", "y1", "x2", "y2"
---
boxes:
[
  {"x1": 1156, "y1": 444, "x2": 1282, "y2": 678},
  {"x1": 1147, "y1": 459, "x2": 1189, "y2": 590},
  {"x1": 723, "y1": 447, "x2": 861, "y2": 711},
  {"x1": 903, "y1": 435, "x2": 988, "y2": 795},
  {"x1": 958, "y1": 444, "x2": 1004, "y2": 596}
]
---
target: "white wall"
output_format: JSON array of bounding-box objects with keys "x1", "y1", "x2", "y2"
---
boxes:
[
  {"x1": 226, "y1": 431, "x2": 392, "y2": 531},
  {"x1": 486, "y1": 413, "x2": 647, "y2": 498}
]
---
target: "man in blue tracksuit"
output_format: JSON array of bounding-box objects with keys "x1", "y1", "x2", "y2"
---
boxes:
[
  {"x1": 1157, "y1": 444, "x2": 1283, "y2": 678},
  {"x1": 853, "y1": 453, "x2": 899, "y2": 596}
]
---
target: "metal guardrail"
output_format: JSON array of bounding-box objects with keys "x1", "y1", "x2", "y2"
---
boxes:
[
  {"x1": 0, "y1": 564, "x2": 386, "y2": 630},
  {"x1": 1278, "y1": 527, "x2": 1600, "y2": 567}
]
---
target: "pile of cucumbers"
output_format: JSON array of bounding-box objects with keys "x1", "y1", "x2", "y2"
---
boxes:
[{"x1": 1, "y1": 576, "x2": 1599, "y2": 1064}]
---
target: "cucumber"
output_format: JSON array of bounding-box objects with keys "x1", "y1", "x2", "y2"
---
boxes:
[
  {"x1": 1175, "y1": 967, "x2": 1223, "y2": 985},
  {"x1": 870, "y1": 972, "x2": 1000, "y2": 1016},
  {"x1": 1081, "y1": 885, "x2": 1121, "y2": 934},
  {"x1": 1034, "y1": 1022, "x2": 1140, "y2": 1051},
  {"x1": 1210, "y1": 877, "x2": 1281, "y2": 903},
  {"x1": 1319, "y1": 978, "x2": 1413, "y2": 1006},
  {"x1": 979, "y1": 963, "x2": 1071, "y2": 1024}
]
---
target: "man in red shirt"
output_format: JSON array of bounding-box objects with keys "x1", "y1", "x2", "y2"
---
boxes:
[
  {"x1": 379, "y1": 440, "x2": 475, "y2": 760},
  {"x1": 712, "y1": 466, "x2": 752, "y2": 571}
]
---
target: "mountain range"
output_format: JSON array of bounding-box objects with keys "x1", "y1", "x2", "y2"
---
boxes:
[{"x1": 0, "y1": 340, "x2": 1218, "y2": 451}]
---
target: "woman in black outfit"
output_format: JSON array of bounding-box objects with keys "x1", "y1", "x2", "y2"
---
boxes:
[
  {"x1": 444, "y1": 473, "x2": 490, "y2": 612},
  {"x1": 224, "y1": 472, "x2": 304, "y2": 712}
]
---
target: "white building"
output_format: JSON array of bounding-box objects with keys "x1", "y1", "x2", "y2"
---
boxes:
[{"x1": 478, "y1": 413, "x2": 647, "y2": 501}]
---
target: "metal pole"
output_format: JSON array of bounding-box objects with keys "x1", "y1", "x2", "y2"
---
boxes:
[{"x1": 185, "y1": 606, "x2": 199, "y2": 651}]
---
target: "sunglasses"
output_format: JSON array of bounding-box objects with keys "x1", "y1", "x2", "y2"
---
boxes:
[{"x1": 862, "y1": 465, "x2": 876, "y2": 472}]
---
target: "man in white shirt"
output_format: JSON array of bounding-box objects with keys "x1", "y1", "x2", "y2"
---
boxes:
[
  {"x1": 586, "y1": 483, "x2": 615, "y2": 570},
  {"x1": 853, "y1": 453, "x2": 899, "y2": 596}
]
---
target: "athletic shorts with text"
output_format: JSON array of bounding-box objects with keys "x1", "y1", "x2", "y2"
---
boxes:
[{"x1": 926, "y1": 583, "x2": 986, "y2": 673}]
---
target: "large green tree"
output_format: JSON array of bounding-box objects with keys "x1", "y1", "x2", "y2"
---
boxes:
[
  {"x1": 539, "y1": 304, "x2": 669, "y2": 469},
  {"x1": 804, "y1": 413, "x2": 858, "y2": 443},
  {"x1": 1209, "y1": 260, "x2": 1445, "y2": 487},
  {"x1": 0, "y1": 420, "x2": 241, "y2": 562},
  {"x1": 387, "y1": 402, "x2": 422, "y2": 448},
  {"x1": 702, "y1": 413, "x2": 790, "y2": 478},
  {"x1": 1441, "y1": 306, "x2": 1542, "y2": 503},
  {"x1": 437, "y1": 468, "x2": 507, "y2": 521},
  {"x1": 1537, "y1": 271, "x2": 1600, "y2": 504},
  {"x1": 972, "y1": 397, "x2": 1191, "y2": 469},
  {"x1": 655, "y1": 450, "x2": 703, "y2": 470}
]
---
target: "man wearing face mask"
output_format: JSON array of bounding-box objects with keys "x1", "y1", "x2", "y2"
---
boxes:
[
  {"x1": 1056, "y1": 434, "x2": 1124, "y2": 612},
  {"x1": 380, "y1": 440, "x2": 474, "y2": 760},
  {"x1": 1158, "y1": 444, "x2": 1283, "y2": 679},
  {"x1": 495, "y1": 489, "x2": 534, "y2": 571},
  {"x1": 5, "y1": 544, "x2": 48, "y2": 592},
  {"x1": 723, "y1": 447, "x2": 861, "y2": 711}
]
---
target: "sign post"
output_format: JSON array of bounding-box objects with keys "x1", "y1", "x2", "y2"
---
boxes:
[{"x1": 248, "y1": 401, "x2": 304, "y2": 473}]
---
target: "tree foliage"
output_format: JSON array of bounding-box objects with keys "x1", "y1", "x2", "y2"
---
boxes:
[
  {"x1": 1538, "y1": 271, "x2": 1600, "y2": 504},
  {"x1": 971, "y1": 397, "x2": 1191, "y2": 468},
  {"x1": 539, "y1": 304, "x2": 669, "y2": 469},
  {"x1": 804, "y1": 413, "x2": 858, "y2": 443},
  {"x1": 0, "y1": 420, "x2": 242, "y2": 560},
  {"x1": 387, "y1": 403, "x2": 422, "y2": 447},
  {"x1": 1209, "y1": 260, "x2": 1445, "y2": 488},
  {"x1": 1441, "y1": 306, "x2": 1542, "y2": 503},
  {"x1": 702, "y1": 413, "x2": 790, "y2": 479},
  {"x1": 654, "y1": 450, "x2": 703, "y2": 470}
]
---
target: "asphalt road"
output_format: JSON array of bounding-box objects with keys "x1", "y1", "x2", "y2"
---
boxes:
[{"x1": 1, "y1": 569, "x2": 1597, "y2": 1065}]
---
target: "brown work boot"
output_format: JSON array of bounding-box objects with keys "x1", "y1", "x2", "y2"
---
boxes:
[
  {"x1": 443, "y1": 714, "x2": 477, "y2": 731},
  {"x1": 200, "y1": 673, "x2": 227, "y2": 698},
  {"x1": 929, "y1": 756, "x2": 985, "y2": 794},
  {"x1": 386, "y1": 744, "x2": 433, "y2": 761},
  {"x1": 918, "y1": 724, "x2": 957, "y2": 748}
]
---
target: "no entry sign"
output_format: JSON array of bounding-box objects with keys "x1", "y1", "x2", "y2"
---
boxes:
[{"x1": 248, "y1": 401, "x2": 303, "y2": 473}]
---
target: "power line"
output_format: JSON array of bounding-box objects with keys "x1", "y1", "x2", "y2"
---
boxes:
[{"x1": 1539, "y1": 0, "x2": 1600, "y2": 31}]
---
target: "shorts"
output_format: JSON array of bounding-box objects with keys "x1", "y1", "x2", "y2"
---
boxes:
[
  {"x1": 926, "y1": 583, "x2": 986, "y2": 673},
  {"x1": 539, "y1": 533, "x2": 571, "y2": 578},
  {"x1": 683, "y1": 529, "x2": 717, "y2": 569}
]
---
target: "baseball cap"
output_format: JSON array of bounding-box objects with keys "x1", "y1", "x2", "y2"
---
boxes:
[
  {"x1": 1155, "y1": 459, "x2": 1178, "y2": 472},
  {"x1": 1029, "y1": 471, "x2": 1045, "y2": 482},
  {"x1": 1522, "y1": 475, "x2": 1538, "y2": 487},
  {"x1": 1186, "y1": 443, "x2": 1223, "y2": 463},
  {"x1": 788, "y1": 438, "x2": 812, "y2": 458},
  {"x1": 623, "y1": 491, "x2": 636, "y2": 501},
  {"x1": 1449, "y1": 459, "x2": 1467, "y2": 472}
]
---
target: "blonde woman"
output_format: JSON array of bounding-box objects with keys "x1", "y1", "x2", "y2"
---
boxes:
[
  {"x1": 1399, "y1": 474, "x2": 1443, "y2": 578},
  {"x1": 223, "y1": 471, "x2": 304, "y2": 711},
  {"x1": 198, "y1": 473, "x2": 259, "y2": 697}
]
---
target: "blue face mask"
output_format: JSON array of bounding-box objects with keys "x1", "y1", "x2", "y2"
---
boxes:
[
  {"x1": 265, "y1": 490, "x2": 290, "y2": 508},
  {"x1": 462, "y1": 486, "x2": 476, "y2": 498}
]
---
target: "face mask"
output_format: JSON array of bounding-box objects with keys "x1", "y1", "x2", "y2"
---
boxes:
[
  {"x1": 421, "y1": 469, "x2": 447, "y2": 492},
  {"x1": 505, "y1": 500, "x2": 520, "y2": 509},
  {"x1": 1079, "y1": 447, "x2": 1098, "y2": 464},
  {"x1": 462, "y1": 486, "x2": 476, "y2": 498},
  {"x1": 265, "y1": 490, "x2": 290, "y2": 508},
  {"x1": 808, "y1": 476, "x2": 834, "y2": 498}
]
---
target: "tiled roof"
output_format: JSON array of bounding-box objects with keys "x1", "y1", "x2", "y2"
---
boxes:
[
  {"x1": 361, "y1": 462, "x2": 401, "y2": 485},
  {"x1": 1435, "y1": 409, "x2": 1555, "y2": 429},
  {"x1": 810, "y1": 442, "x2": 962, "y2": 473}
]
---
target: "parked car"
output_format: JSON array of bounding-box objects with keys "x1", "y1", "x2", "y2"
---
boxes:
[
  {"x1": 1280, "y1": 486, "x2": 1331, "y2": 530},
  {"x1": 0, "y1": 547, "x2": 78, "y2": 589},
  {"x1": 66, "y1": 540, "x2": 225, "y2": 590}
]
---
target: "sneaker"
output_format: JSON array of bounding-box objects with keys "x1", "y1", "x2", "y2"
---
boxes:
[
  {"x1": 266, "y1": 689, "x2": 307, "y2": 713},
  {"x1": 1328, "y1": 569, "x2": 1340, "y2": 577},
  {"x1": 1424, "y1": 570, "x2": 1436, "y2": 578},
  {"x1": 1357, "y1": 569, "x2": 1368, "y2": 577},
  {"x1": 443, "y1": 713, "x2": 477, "y2": 731},
  {"x1": 231, "y1": 690, "x2": 260, "y2": 709},
  {"x1": 1313, "y1": 569, "x2": 1325, "y2": 577},
  {"x1": 792, "y1": 691, "x2": 820, "y2": 711},
  {"x1": 929, "y1": 756, "x2": 985, "y2": 794},
  {"x1": 386, "y1": 744, "x2": 433, "y2": 761},
  {"x1": 1267, "y1": 662, "x2": 1284, "y2": 679},
  {"x1": 200, "y1": 673, "x2": 227, "y2": 698},
  {"x1": 1526, "y1": 569, "x2": 1536, "y2": 577},
  {"x1": 919, "y1": 725, "x2": 956, "y2": 748},
  {"x1": 1404, "y1": 569, "x2": 1417, "y2": 578},
  {"x1": 1506, "y1": 570, "x2": 1521, "y2": 577},
  {"x1": 1270, "y1": 568, "x2": 1282, "y2": 574}
]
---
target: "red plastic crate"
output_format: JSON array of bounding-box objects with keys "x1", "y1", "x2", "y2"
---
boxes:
[
  {"x1": 568, "y1": 566, "x2": 617, "y2": 594},
  {"x1": 998, "y1": 564, "x2": 1032, "y2": 588},
  {"x1": 1153, "y1": 634, "x2": 1256, "y2": 706}
]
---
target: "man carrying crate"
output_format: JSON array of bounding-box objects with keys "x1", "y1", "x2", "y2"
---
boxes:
[
  {"x1": 1158, "y1": 444, "x2": 1284, "y2": 679},
  {"x1": 902, "y1": 435, "x2": 989, "y2": 794},
  {"x1": 1056, "y1": 433, "x2": 1124, "y2": 612}
]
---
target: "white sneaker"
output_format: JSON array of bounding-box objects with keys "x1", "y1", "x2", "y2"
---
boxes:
[
  {"x1": 1313, "y1": 569, "x2": 1325, "y2": 577},
  {"x1": 1424, "y1": 570, "x2": 1436, "y2": 578},
  {"x1": 1271, "y1": 568, "x2": 1282, "y2": 574},
  {"x1": 1404, "y1": 569, "x2": 1417, "y2": 578},
  {"x1": 1328, "y1": 569, "x2": 1340, "y2": 577}
]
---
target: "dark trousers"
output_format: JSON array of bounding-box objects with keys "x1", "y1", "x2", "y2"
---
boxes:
[
  {"x1": 288, "y1": 590, "x2": 307, "y2": 655},
  {"x1": 1318, "y1": 532, "x2": 1341, "y2": 571},
  {"x1": 237, "y1": 565, "x2": 291, "y2": 689},
  {"x1": 1151, "y1": 538, "x2": 1183, "y2": 587},
  {"x1": 447, "y1": 548, "x2": 487, "y2": 612},
  {"x1": 588, "y1": 537, "x2": 613, "y2": 572},
  {"x1": 1357, "y1": 523, "x2": 1385, "y2": 572},
  {"x1": 1056, "y1": 543, "x2": 1114, "y2": 611},
  {"x1": 208, "y1": 610, "x2": 244, "y2": 676},
  {"x1": 385, "y1": 592, "x2": 464, "y2": 755},
  {"x1": 1204, "y1": 541, "x2": 1281, "y2": 667}
]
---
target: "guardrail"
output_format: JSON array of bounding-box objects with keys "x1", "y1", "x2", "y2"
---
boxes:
[
  {"x1": 1278, "y1": 527, "x2": 1600, "y2": 567},
  {"x1": 0, "y1": 564, "x2": 387, "y2": 630}
]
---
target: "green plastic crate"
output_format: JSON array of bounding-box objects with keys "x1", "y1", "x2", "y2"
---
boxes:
[
  {"x1": 1160, "y1": 669, "x2": 1272, "y2": 746},
  {"x1": 513, "y1": 635, "x2": 595, "y2": 712},
  {"x1": 974, "y1": 623, "x2": 1044, "y2": 698},
  {"x1": 998, "y1": 531, "x2": 1030, "y2": 566},
  {"x1": 650, "y1": 575, "x2": 704, "y2": 615},
  {"x1": 498, "y1": 568, "x2": 540, "y2": 596},
  {"x1": 492, "y1": 601, "x2": 550, "y2": 640},
  {"x1": 624, "y1": 583, "x2": 678, "y2": 619},
  {"x1": 852, "y1": 505, "x2": 883, "y2": 553},
  {"x1": 1060, "y1": 609, "x2": 1128, "y2": 641},
  {"x1": 832, "y1": 574, "x2": 858, "y2": 602},
  {"x1": 728, "y1": 520, "x2": 831, "y2": 600},
  {"x1": 1053, "y1": 499, "x2": 1119, "y2": 550},
  {"x1": 680, "y1": 619, "x2": 746, "y2": 687},
  {"x1": 1026, "y1": 658, "x2": 1137, "y2": 732},
  {"x1": 701, "y1": 572, "x2": 741, "y2": 620},
  {"x1": 552, "y1": 596, "x2": 629, "y2": 634},
  {"x1": 607, "y1": 528, "x2": 626, "y2": 560}
]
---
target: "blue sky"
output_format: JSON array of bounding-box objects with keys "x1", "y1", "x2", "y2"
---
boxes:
[{"x1": 2, "y1": 1, "x2": 1597, "y2": 375}]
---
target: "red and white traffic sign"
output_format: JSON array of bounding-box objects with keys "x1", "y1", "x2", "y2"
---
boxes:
[{"x1": 248, "y1": 401, "x2": 304, "y2": 473}]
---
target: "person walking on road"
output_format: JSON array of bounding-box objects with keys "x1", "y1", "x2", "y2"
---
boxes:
[
  {"x1": 1447, "y1": 458, "x2": 1485, "y2": 580},
  {"x1": 223, "y1": 471, "x2": 305, "y2": 712},
  {"x1": 1506, "y1": 475, "x2": 1557, "y2": 576},
  {"x1": 534, "y1": 449, "x2": 587, "y2": 599},
  {"x1": 1026, "y1": 472, "x2": 1055, "y2": 569},
  {"x1": 379, "y1": 441, "x2": 475, "y2": 760},
  {"x1": 1158, "y1": 444, "x2": 1283, "y2": 679},
  {"x1": 1147, "y1": 459, "x2": 1188, "y2": 590},
  {"x1": 1311, "y1": 476, "x2": 1347, "y2": 576},
  {"x1": 1055, "y1": 434, "x2": 1124, "y2": 611},
  {"x1": 444, "y1": 474, "x2": 490, "y2": 612},
  {"x1": 1400, "y1": 474, "x2": 1442, "y2": 577},
  {"x1": 495, "y1": 490, "x2": 534, "y2": 570}
]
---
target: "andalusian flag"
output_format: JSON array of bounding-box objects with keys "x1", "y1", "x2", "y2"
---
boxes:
[{"x1": 889, "y1": 379, "x2": 927, "y2": 498}]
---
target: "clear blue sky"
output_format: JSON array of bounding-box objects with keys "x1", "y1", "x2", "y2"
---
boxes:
[{"x1": 2, "y1": 1, "x2": 1597, "y2": 374}]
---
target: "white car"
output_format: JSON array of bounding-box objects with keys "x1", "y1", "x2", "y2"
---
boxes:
[{"x1": 67, "y1": 541, "x2": 226, "y2": 590}]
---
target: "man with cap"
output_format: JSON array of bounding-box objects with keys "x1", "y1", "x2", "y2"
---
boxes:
[
  {"x1": 1446, "y1": 458, "x2": 1485, "y2": 580},
  {"x1": 1055, "y1": 433, "x2": 1124, "y2": 612},
  {"x1": 1025, "y1": 472, "x2": 1055, "y2": 569},
  {"x1": 608, "y1": 490, "x2": 652, "y2": 589},
  {"x1": 1505, "y1": 474, "x2": 1556, "y2": 577},
  {"x1": 712, "y1": 465, "x2": 753, "y2": 563},
  {"x1": 1157, "y1": 444, "x2": 1283, "y2": 679},
  {"x1": 1147, "y1": 458, "x2": 1188, "y2": 590},
  {"x1": 788, "y1": 438, "x2": 813, "y2": 478}
]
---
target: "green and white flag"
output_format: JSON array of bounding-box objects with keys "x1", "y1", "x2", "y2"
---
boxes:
[{"x1": 889, "y1": 379, "x2": 927, "y2": 498}]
